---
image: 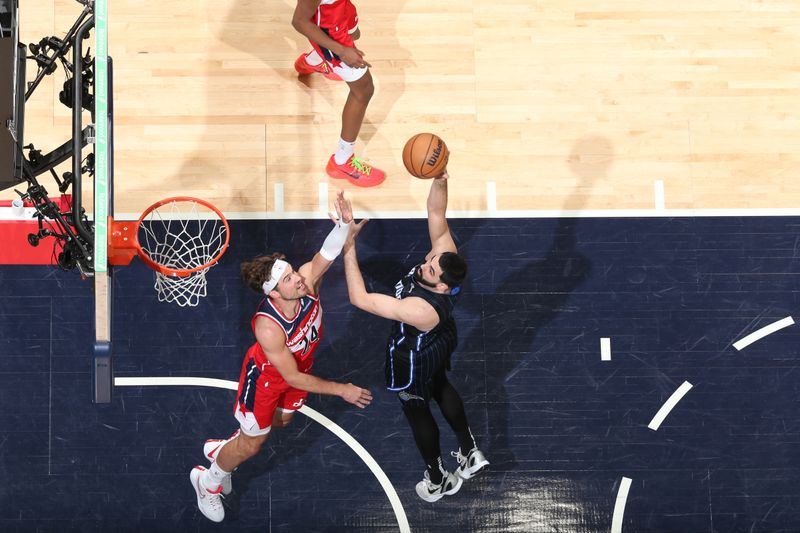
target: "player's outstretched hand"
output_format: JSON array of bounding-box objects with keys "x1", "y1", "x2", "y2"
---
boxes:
[
  {"x1": 436, "y1": 169, "x2": 449, "y2": 180},
  {"x1": 330, "y1": 190, "x2": 354, "y2": 225},
  {"x1": 342, "y1": 383, "x2": 372, "y2": 408}
]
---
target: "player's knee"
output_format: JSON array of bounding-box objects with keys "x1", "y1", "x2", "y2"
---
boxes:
[
  {"x1": 349, "y1": 76, "x2": 374, "y2": 103},
  {"x1": 272, "y1": 414, "x2": 294, "y2": 429},
  {"x1": 238, "y1": 434, "x2": 267, "y2": 458}
]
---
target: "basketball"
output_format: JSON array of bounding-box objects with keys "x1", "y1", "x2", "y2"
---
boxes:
[{"x1": 402, "y1": 133, "x2": 450, "y2": 179}]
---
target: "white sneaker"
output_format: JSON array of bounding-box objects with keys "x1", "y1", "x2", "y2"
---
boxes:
[
  {"x1": 415, "y1": 470, "x2": 463, "y2": 502},
  {"x1": 204, "y1": 430, "x2": 239, "y2": 462},
  {"x1": 190, "y1": 466, "x2": 225, "y2": 523},
  {"x1": 203, "y1": 435, "x2": 236, "y2": 495},
  {"x1": 452, "y1": 447, "x2": 489, "y2": 479}
]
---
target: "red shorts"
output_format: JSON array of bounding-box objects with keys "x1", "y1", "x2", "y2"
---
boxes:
[
  {"x1": 234, "y1": 381, "x2": 308, "y2": 436},
  {"x1": 310, "y1": 0, "x2": 359, "y2": 67}
]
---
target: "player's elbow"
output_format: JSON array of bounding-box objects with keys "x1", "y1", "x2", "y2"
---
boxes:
[
  {"x1": 291, "y1": 16, "x2": 308, "y2": 33},
  {"x1": 347, "y1": 289, "x2": 368, "y2": 311}
]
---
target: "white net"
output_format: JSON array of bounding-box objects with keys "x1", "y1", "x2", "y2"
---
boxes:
[{"x1": 138, "y1": 199, "x2": 229, "y2": 307}]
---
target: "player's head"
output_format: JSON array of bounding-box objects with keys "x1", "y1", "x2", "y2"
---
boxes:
[
  {"x1": 415, "y1": 252, "x2": 467, "y2": 294},
  {"x1": 240, "y1": 253, "x2": 309, "y2": 300}
]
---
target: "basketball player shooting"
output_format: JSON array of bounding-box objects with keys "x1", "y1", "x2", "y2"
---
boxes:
[
  {"x1": 340, "y1": 171, "x2": 490, "y2": 502},
  {"x1": 189, "y1": 193, "x2": 372, "y2": 523}
]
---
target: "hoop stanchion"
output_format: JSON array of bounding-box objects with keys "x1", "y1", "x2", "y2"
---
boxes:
[{"x1": 108, "y1": 197, "x2": 230, "y2": 307}]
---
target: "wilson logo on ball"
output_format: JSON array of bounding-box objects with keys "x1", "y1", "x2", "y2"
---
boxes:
[{"x1": 427, "y1": 140, "x2": 443, "y2": 166}]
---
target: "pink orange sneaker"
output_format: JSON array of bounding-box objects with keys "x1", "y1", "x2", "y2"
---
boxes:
[
  {"x1": 326, "y1": 155, "x2": 385, "y2": 187},
  {"x1": 294, "y1": 54, "x2": 342, "y2": 81}
]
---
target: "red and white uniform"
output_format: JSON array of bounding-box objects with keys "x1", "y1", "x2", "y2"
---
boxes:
[
  {"x1": 309, "y1": 0, "x2": 359, "y2": 68},
  {"x1": 234, "y1": 294, "x2": 324, "y2": 435}
]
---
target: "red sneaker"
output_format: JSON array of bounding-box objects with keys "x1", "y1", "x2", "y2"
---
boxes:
[
  {"x1": 326, "y1": 155, "x2": 385, "y2": 187},
  {"x1": 294, "y1": 54, "x2": 343, "y2": 81}
]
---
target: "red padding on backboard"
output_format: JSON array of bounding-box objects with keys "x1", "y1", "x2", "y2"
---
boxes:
[{"x1": 0, "y1": 195, "x2": 74, "y2": 265}]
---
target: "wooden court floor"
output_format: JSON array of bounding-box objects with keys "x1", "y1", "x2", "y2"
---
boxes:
[{"x1": 10, "y1": 1, "x2": 800, "y2": 215}]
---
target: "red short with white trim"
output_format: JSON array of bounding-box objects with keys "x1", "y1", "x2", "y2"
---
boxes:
[{"x1": 234, "y1": 381, "x2": 308, "y2": 436}]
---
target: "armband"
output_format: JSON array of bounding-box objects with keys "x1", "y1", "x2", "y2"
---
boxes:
[{"x1": 319, "y1": 221, "x2": 351, "y2": 261}]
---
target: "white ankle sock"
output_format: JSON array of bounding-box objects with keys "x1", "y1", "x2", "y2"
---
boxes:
[
  {"x1": 203, "y1": 461, "x2": 231, "y2": 491},
  {"x1": 334, "y1": 138, "x2": 355, "y2": 165},
  {"x1": 305, "y1": 50, "x2": 323, "y2": 66}
]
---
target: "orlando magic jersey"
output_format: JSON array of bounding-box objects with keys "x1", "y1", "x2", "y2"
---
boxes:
[{"x1": 385, "y1": 265, "x2": 458, "y2": 391}]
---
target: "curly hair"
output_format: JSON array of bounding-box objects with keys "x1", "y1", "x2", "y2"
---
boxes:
[{"x1": 240, "y1": 252, "x2": 287, "y2": 294}]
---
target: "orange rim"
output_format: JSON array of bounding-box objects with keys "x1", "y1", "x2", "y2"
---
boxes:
[{"x1": 134, "y1": 196, "x2": 230, "y2": 277}]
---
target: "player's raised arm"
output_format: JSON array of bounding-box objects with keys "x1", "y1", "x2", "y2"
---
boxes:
[
  {"x1": 341, "y1": 217, "x2": 442, "y2": 331},
  {"x1": 298, "y1": 191, "x2": 353, "y2": 292},
  {"x1": 426, "y1": 171, "x2": 457, "y2": 258}
]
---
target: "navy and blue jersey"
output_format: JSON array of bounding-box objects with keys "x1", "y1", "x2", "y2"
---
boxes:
[{"x1": 385, "y1": 265, "x2": 459, "y2": 393}]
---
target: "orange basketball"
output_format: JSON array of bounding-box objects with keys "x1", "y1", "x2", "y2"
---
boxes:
[{"x1": 402, "y1": 133, "x2": 450, "y2": 179}]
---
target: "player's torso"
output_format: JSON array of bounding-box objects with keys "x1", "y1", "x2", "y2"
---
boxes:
[
  {"x1": 250, "y1": 295, "x2": 324, "y2": 377},
  {"x1": 313, "y1": 0, "x2": 352, "y2": 29},
  {"x1": 390, "y1": 266, "x2": 457, "y2": 350}
]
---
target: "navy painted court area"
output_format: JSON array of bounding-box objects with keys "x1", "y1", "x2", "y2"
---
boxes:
[{"x1": 1, "y1": 216, "x2": 799, "y2": 532}]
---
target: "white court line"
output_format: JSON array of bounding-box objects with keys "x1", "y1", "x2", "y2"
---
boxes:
[
  {"x1": 611, "y1": 477, "x2": 632, "y2": 533},
  {"x1": 108, "y1": 207, "x2": 800, "y2": 221},
  {"x1": 486, "y1": 182, "x2": 497, "y2": 213},
  {"x1": 601, "y1": 338, "x2": 611, "y2": 361},
  {"x1": 273, "y1": 183, "x2": 284, "y2": 213},
  {"x1": 654, "y1": 181, "x2": 665, "y2": 210},
  {"x1": 733, "y1": 316, "x2": 795, "y2": 351},
  {"x1": 319, "y1": 182, "x2": 329, "y2": 214},
  {"x1": 114, "y1": 376, "x2": 410, "y2": 533},
  {"x1": 648, "y1": 381, "x2": 693, "y2": 431}
]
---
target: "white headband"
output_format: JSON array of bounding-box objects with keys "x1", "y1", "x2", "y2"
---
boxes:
[{"x1": 261, "y1": 259, "x2": 289, "y2": 294}]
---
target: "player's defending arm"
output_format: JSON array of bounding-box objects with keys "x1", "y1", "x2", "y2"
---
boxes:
[
  {"x1": 342, "y1": 219, "x2": 440, "y2": 332},
  {"x1": 298, "y1": 191, "x2": 353, "y2": 293},
  {"x1": 426, "y1": 171, "x2": 457, "y2": 259},
  {"x1": 291, "y1": 0, "x2": 370, "y2": 68},
  {"x1": 255, "y1": 318, "x2": 372, "y2": 408}
]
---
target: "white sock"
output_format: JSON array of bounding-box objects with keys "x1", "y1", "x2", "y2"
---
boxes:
[
  {"x1": 334, "y1": 138, "x2": 355, "y2": 165},
  {"x1": 305, "y1": 50, "x2": 323, "y2": 66},
  {"x1": 202, "y1": 461, "x2": 231, "y2": 492}
]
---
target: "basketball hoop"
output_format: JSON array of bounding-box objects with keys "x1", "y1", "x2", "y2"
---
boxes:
[{"x1": 108, "y1": 197, "x2": 230, "y2": 307}]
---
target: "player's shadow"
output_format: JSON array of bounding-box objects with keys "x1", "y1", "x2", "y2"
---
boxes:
[{"x1": 458, "y1": 136, "x2": 613, "y2": 470}]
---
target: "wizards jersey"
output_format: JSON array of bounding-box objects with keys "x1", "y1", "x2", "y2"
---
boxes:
[
  {"x1": 308, "y1": 0, "x2": 358, "y2": 66},
  {"x1": 241, "y1": 294, "x2": 323, "y2": 389}
]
